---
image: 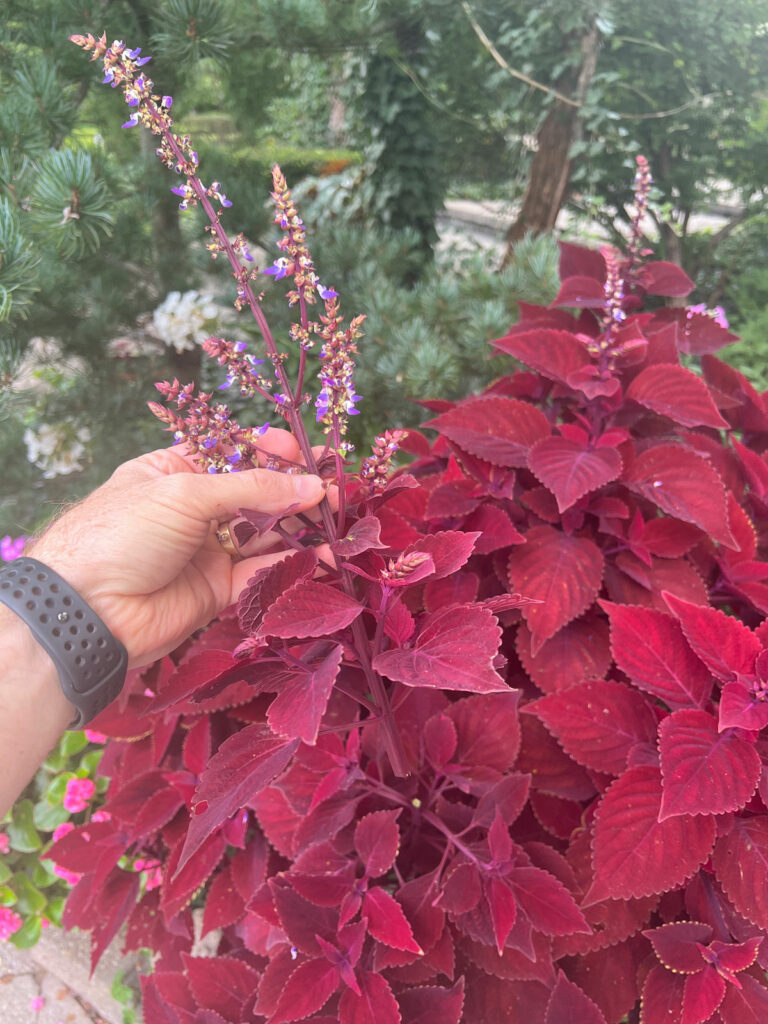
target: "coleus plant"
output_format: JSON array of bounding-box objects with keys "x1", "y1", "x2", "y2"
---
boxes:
[{"x1": 53, "y1": 34, "x2": 768, "y2": 1024}]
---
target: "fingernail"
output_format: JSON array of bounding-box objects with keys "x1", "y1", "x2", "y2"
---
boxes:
[{"x1": 295, "y1": 474, "x2": 323, "y2": 500}]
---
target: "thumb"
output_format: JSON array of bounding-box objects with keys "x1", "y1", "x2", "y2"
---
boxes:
[{"x1": 163, "y1": 468, "x2": 325, "y2": 524}]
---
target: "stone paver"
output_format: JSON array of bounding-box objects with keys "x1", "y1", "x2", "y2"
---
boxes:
[{"x1": 0, "y1": 927, "x2": 132, "y2": 1024}]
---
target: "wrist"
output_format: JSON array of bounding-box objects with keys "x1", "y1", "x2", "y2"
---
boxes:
[{"x1": 0, "y1": 558, "x2": 128, "y2": 727}]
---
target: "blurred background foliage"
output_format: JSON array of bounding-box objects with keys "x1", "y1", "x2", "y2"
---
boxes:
[{"x1": 2, "y1": 0, "x2": 768, "y2": 536}]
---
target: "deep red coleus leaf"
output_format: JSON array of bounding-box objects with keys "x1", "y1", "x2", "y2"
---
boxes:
[
  {"x1": 448, "y1": 690, "x2": 521, "y2": 772},
  {"x1": 587, "y1": 766, "x2": 716, "y2": 903},
  {"x1": 662, "y1": 591, "x2": 761, "y2": 682},
  {"x1": 602, "y1": 601, "x2": 713, "y2": 709},
  {"x1": 267, "y1": 644, "x2": 343, "y2": 745},
  {"x1": 626, "y1": 363, "x2": 729, "y2": 429},
  {"x1": 180, "y1": 724, "x2": 300, "y2": 870},
  {"x1": 719, "y1": 973, "x2": 768, "y2": 1023},
  {"x1": 552, "y1": 275, "x2": 607, "y2": 309},
  {"x1": 201, "y1": 862, "x2": 245, "y2": 937},
  {"x1": 354, "y1": 810, "x2": 401, "y2": 878},
  {"x1": 162, "y1": 832, "x2": 226, "y2": 922},
  {"x1": 238, "y1": 548, "x2": 317, "y2": 634},
  {"x1": 338, "y1": 970, "x2": 401, "y2": 1024},
  {"x1": 265, "y1": 957, "x2": 340, "y2": 1024},
  {"x1": 516, "y1": 614, "x2": 611, "y2": 694},
  {"x1": 423, "y1": 394, "x2": 551, "y2": 466},
  {"x1": 88, "y1": 866, "x2": 141, "y2": 972},
  {"x1": 712, "y1": 817, "x2": 768, "y2": 930},
  {"x1": 638, "y1": 260, "x2": 695, "y2": 297},
  {"x1": 528, "y1": 435, "x2": 622, "y2": 512},
  {"x1": 395, "y1": 979, "x2": 465, "y2": 1024},
  {"x1": 364, "y1": 886, "x2": 422, "y2": 953},
  {"x1": 508, "y1": 526, "x2": 604, "y2": 654},
  {"x1": 527, "y1": 680, "x2": 658, "y2": 776},
  {"x1": 331, "y1": 516, "x2": 387, "y2": 557},
  {"x1": 492, "y1": 329, "x2": 591, "y2": 386},
  {"x1": 658, "y1": 709, "x2": 761, "y2": 820},
  {"x1": 624, "y1": 443, "x2": 737, "y2": 549},
  {"x1": 373, "y1": 604, "x2": 507, "y2": 692},
  {"x1": 545, "y1": 970, "x2": 608, "y2": 1024},
  {"x1": 718, "y1": 681, "x2": 768, "y2": 732},
  {"x1": 403, "y1": 530, "x2": 480, "y2": 579},
  {"x1": 260, "y1": 580, "x2": 363, "y2": 639},
  {"x1": 184, "y1": 954, "x2": 260, "y2": 1022}
]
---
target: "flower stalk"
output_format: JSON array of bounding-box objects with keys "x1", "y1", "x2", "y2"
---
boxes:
[{"x1": 71, "y1": 32, "x2": 410, "y2": 777}]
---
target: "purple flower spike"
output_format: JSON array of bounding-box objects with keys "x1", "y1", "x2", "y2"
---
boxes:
[{"x1": 122, "y1": 115, "x2": 139, "y2": 128}]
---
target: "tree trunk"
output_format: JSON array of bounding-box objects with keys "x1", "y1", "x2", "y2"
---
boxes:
[{"x1": 501, "y1": 22, "x2": 600, "y2": 267}]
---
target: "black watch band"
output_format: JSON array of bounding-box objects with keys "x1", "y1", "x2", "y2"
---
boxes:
[{"x1": 0, "y1": 558, "x2": 128, "y2": 728}]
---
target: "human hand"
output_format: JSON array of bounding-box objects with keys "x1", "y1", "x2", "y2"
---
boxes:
[{"x1": 27, "y1": 429, "x2": 327, "y2": 668}]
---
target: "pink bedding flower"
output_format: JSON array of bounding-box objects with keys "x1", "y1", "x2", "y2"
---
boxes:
[
  {"x1": 0, "y1": 907, "x2": 23, "y2": 940},
  {"x1": 63, "y1": 777, "x2": 95, "y2": 813}
]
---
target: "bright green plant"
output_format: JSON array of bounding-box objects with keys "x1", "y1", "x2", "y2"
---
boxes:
[{"x1": 0, "y1": 729, "x2": 107, "y2": 949}]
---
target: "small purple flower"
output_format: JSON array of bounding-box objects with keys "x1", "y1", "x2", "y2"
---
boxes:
[
  {"x1": 317, "y1": 284, "x2": 338, "y2": 300},
  {"x1": 227, "y1": 451, "x2": 242, "y2": 466},
  {"x1": 315, "y1": 390, "x2": 330, "y2": 421},
  {"x1": 170, "y1": 186, "x2": 187, "y2": 197},
  {"x1": 264, "y1": 259, "x2": 289, "y2": 280},
  {"x1": 136, "y1": 55, "x2": 152, "y2": 66},
  {"x1": 102, "y1": 69, "x2": 114, "y2": 84},
  {"x1": 122, "y1": 114, "x2": 139, "y2": 128},
  {"x1": 126, "y1": 46, "x2": 142, "y2": 59},
  {"x1": 162, "y1": 95, "x2": 173, "y2": 108},
  {"x1": 255, "y1": 421, "x2": 270, "y2": 436}
]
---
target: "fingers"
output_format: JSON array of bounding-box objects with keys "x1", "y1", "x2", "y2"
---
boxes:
[{"x1": 163, "y1": 466, "x2": 324, "y2": 525}]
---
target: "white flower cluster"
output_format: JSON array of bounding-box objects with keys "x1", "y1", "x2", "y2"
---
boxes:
[
  {"x1": 150, "y1": 290, "x2": 220, "y2": 353},
  {"x1": 23, "y1": 423, "x2": 92, "y2": 479},
  {"x1": 10, "y1": 338, "x2": 87, "y2": 394}
]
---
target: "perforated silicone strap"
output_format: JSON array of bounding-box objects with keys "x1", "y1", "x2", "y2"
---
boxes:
[{"x1": 0, "y1": 558, "x2": 127, "y2": 728}]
